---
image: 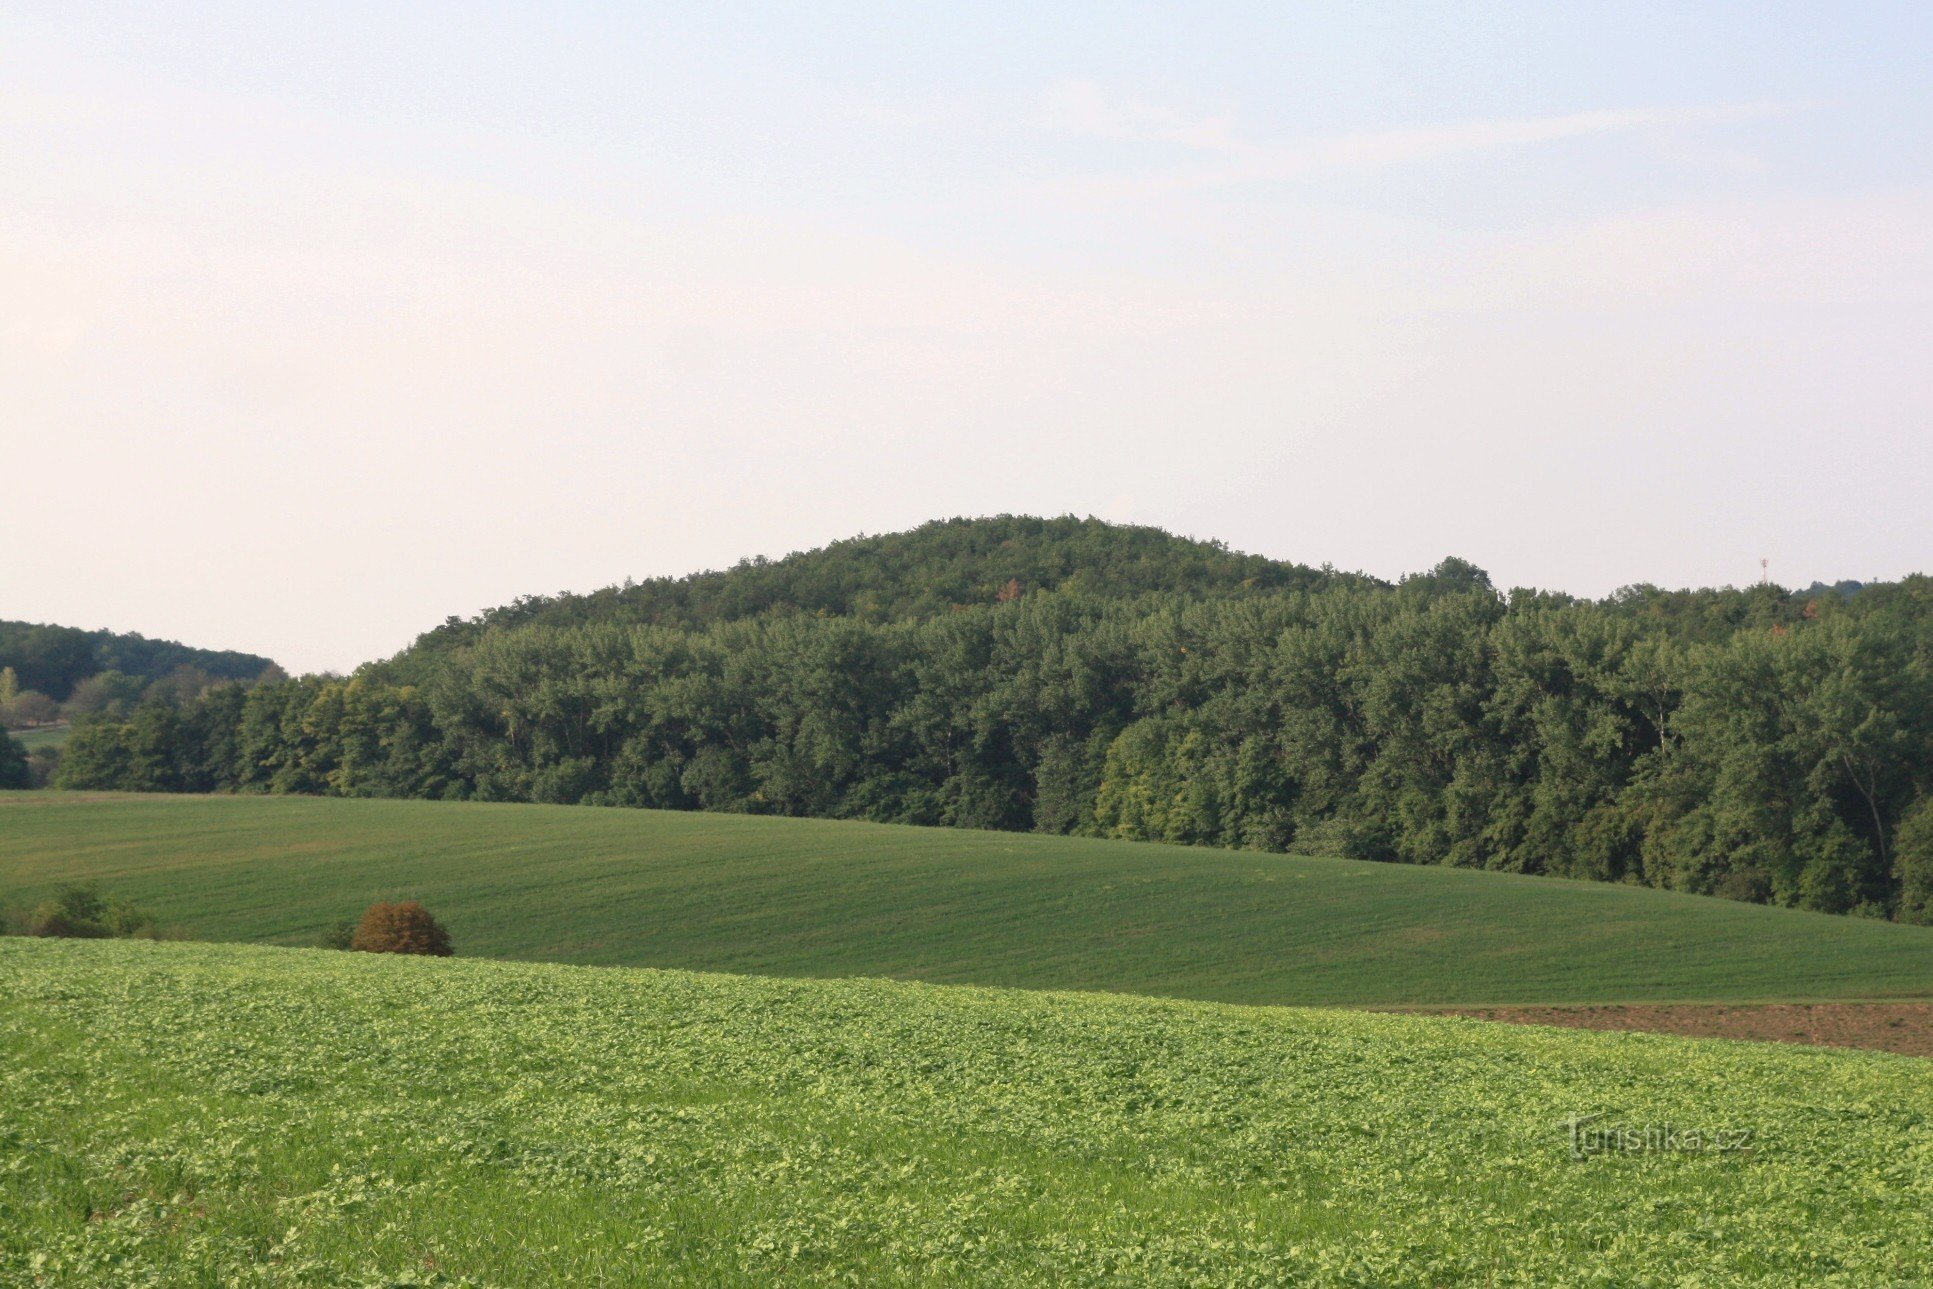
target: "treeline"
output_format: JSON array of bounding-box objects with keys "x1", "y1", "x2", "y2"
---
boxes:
[
  {"x1": 0, "y1": 620, "x2": 278, "y2": 703},
  {"x1": 0, "y1": 619, "x2": 281, "y2": 786},
  {"x1": 47, "y1": 520, "x2": 1933, "y2": 922}
]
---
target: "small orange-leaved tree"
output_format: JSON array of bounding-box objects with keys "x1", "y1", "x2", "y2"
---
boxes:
[{"x1": 349, "y1": 901, "x2": 454, "y2": 956}]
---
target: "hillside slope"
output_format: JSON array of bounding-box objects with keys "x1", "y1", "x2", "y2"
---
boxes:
[
  {"x1": 7, "y1": 793, "x2": 1933, "y2": 1006},
  {"x1": 3, "y1": 937, "x2": 1929, "y2": 1285}
]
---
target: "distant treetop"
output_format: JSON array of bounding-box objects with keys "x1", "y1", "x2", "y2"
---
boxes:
[
  {"x1": 398, "y1": 515, "x2": 1379, "y2": 658},
  {"x1": 383, "y1": 514, "x2": 1919, "y2": 672},
  {"x1": 0, "y1": 620, "x2": 279, "y2": 703}
]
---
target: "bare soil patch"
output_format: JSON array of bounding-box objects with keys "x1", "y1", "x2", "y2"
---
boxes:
[{"x1": 1413, "y1": 1003, "x2": 1933, "y2": 1058}]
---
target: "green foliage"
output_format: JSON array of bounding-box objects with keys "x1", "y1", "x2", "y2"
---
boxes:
[
  {"x1": 4, "y1": 937, "x2": 1933, "y2": 1285},
  {"x1": 21, "y1": 884, "x2": 155, "y2": 939},
  {"x1": 7, "y1": 794, "x2": 1933, "y2": 1006},
  {"x1": 24, "y1": 746, "x2": 59, "y2": 789},
  {"x1": 52, "y1": 718, "x2": 137, "y2": 790},
  {"x1": 395, "y1": 514, "x2": 1351, "y2": 664},
  {"x1": 0, "y1": 620, "x2": 276, "y2": 703},
  {"x1": 1896, "y1": 796, "x2": 1933, "y2": 926},
  {"x1": 0, "y1": 667, "x2": 61, "y2": 730},
  {"x1": 60, "y1": 669, "x2": 148, "y2": 720},
  {"x1": 0, "y1": 734, "x2": 26, "y2": 790},
  {"x1": 348, "y1": 901, "x2": 453, "y2": 956},
  {"x1": 315, "y1": 920, "x2": 357, "y2": 950},
  {"x1": 36, "y1": 518, "x2": 1933, "y2": 918}
]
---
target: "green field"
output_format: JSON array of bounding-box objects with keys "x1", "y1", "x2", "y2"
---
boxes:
[
  {"x1": 7, "y1": 725, "x2": 67, "y2": 752},
  {"x1": 6, "y1": 791, "x2": 1933, "y2": 1006},
  {"x1": 3, "y1": 936, "x2": 1929, "y2": 1286}
]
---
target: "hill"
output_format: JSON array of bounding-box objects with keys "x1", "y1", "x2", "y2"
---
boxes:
[
  {"x1": 4, "y1": 936, "x2": 1929, "y2": 1285},
  {"x1": 0, "y1": 617, "x2": 277, "y2": 702},
  {"x1": 54, "y1": 516, "x2": 1933, "y2": 923},
  {"x1": 391, "y1": 514, "x2": 1357, "y2": 666},
  {"x1": 395, "y1": 512, "x2": 1915, "y2": 663},
  {"x1": 6, "y1": 793, "x2": 1933, "y2": 1006}
]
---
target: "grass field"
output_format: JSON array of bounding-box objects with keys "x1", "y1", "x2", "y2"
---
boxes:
[
  {"x1": 3, "y1": 936, "x2": 1929, "y2": 1286},
  {"x1": 7, "y1": 725, "x2": 67, "y2": 752},
  {"x1": 6, "y1": 791, "x2": 1933, "y2": 1006}
]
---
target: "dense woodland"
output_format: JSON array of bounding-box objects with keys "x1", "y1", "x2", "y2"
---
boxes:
[
  {"x1": 0, "y1": 620, "x2": 277, "y2": 704},
  {"x1": 26, "y1": 516, "x2": 1933, "y2": 921}
]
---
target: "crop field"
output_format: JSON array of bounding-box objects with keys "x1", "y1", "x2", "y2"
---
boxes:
[
  {"x1": 7, "y1": 792, "x2": 1933, "y2": 1007},
  {"x1": 3, "y1": 937, "x2": 1930, "y2": 1286}
]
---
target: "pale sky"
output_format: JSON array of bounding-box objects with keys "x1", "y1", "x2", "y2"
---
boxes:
[{"x1": 5, "y1": 3, "x2": 1930, "y2": 674}]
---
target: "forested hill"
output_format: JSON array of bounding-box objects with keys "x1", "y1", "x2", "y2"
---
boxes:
[
  {"x1": 399, "y1": 516, "x2": 1371, "y2": 659},
  {"x1": 48, "y1": 517, "x2": 1933, "y2": 926},
  {"x1": 0, "y1": 620, "x2": 278, "y2": 703},
  {"x1": 396, "y1": 514, "x2": 1883, "y2": 668}
]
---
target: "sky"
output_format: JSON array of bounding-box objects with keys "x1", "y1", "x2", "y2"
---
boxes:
[{"x1": 4, "y1": 3, "x2": 1931, "y2": 674}]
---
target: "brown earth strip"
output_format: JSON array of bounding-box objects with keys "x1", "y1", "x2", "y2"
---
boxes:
[{"x1": 1401, "y1": 1003, "x2": 1933, "y2": 1058}]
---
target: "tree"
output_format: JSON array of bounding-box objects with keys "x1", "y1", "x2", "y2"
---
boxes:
[
  {"x1": 52, "y1": 720, "x2": 135, "y2": 790},
  {"x1": 143, "y1": 664, "x2": 220, "y2": 707},
  {"x1": 1897, "y1": 797, "x2": 1933, "y2": 926},
  {"x1": 63, "y1": 671, "x2": 147, "y2": 720},
  {"x1": 0, "y1": 734, "x2": 28, "y2": 790},
  {"x1": 7, "y1": 691, "x2": 59, "y2": 727}
]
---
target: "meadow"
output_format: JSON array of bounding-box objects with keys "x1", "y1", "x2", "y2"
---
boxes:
[
  {"x1": 6, "y1": 791, "x2": 1933, "y2": 1006},
  {"x1": 8, "y1": 725, "x2": 68, "y2": 752},
  {"x1": 3, "y1": 936, "x2": 1930, "y2": 1286}
]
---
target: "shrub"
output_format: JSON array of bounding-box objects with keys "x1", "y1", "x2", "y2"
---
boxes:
[
  {"x1": 317, "y1": 919, "x2": 358, "y2": 950},
  {"x1": 25, "y1": 884, "x2": 156, "y2": 939},
  {"x1": 27, "y1": 903, "x2": 109, "y2": 939},
  {"x1": 349, "y1": 901, "x2": 454, "y2": 956}
]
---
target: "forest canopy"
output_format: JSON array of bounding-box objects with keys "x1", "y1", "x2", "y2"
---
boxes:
[
  {"x1": 0, "y1": 620, "x2": 278, "y2": 704},
  {"x1": 42, "y1": 516, "x2": 1933, "y2": 922}
]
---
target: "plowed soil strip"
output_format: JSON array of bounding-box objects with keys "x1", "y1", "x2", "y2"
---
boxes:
[{"x1": 1407, "y1": 1003, "x2": 1933, "y2": 1058}]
